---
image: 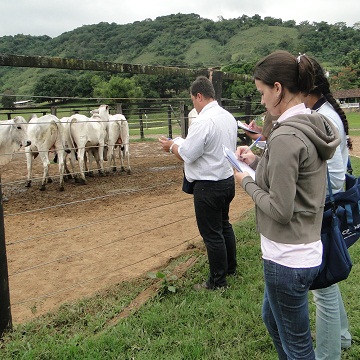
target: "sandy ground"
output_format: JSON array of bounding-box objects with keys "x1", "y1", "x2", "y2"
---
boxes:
[
  {"x1": 0, "y1": 140, "x2": 254, "y2": 324},
  {"x1": 2, "y1": 135, "x2": 359, "y2": 324}
]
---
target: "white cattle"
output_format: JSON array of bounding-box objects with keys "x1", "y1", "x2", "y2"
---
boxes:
[
  {"x1": 0, "y1": 116, "x2": 30, "y2": 166},
  {"x1": 68, "y1": 104, "x2": 109, "y2": 184},
  {"x1": 188, "y1": 108, "x2": 198, "y2": 127},
  {"x1": 107, "y1": 113, "x2": 131, "y2": 174},
  {"x1": 58, "y1": 116, "x2": 78, "y2": 181},
  {"x1": 25, "y1": 114, "x2": 68, "y2": 191}
]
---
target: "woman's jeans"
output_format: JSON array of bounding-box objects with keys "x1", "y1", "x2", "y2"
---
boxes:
[
  {"x1": 193, "y1": 176, "x2": 237, "y2": 288},
  {"x1": 312, "y1": 284, "x2": 351, "y2": 360},
  {"x1": 262, "y1": 259, "x2": 319, "y2": 360}
]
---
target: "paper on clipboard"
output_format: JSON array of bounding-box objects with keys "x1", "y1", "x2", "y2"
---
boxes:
[
  {"x1": 256, "y1": 141, "x2": 266, "y2": 149},
  {"x1": 172, "y1": 136, "x2": 185, "y2": 146},
  {"x1": 222, "y1": 145, "x2": 255, "y2": 180},
  {"x1": 237, "y1": 121, "x2": 261, "y2": 134}
]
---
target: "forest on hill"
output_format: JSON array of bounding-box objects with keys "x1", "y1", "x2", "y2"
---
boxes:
[{"x1": 0, "y1": 13, "x2": 359, "y2": 105}]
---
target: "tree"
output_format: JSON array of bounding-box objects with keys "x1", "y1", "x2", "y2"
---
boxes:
[
  {"x1": 73, "y1": 73, "x2": 98, "y2": 98},
  {"x1": 33, "y1": 72, "x2": 79, "y2": 102},
  {"x1": 1, "y1": 89, "x2": 15, "y2": 108},
  {"x1": 93, "y1": 76, "x2": 144, "y2": 99},
  {"x1": 134, "y1": 74, "x2": 190, "y2": 99},
  {"x1": 330, "y1": 67, "x2": 359, "y2": 90},
  {"x1": 353, "y1": 22, "x2": 360, "y2": 30},
  {"x1": 332, "y1": 50, "x2": 360, "y2": 89}
]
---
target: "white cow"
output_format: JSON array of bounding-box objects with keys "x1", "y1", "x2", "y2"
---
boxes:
[
  {"x1": 107, "y1": 113, "x2": 131, "y2": 174},
  {"x1": 25, "y1": 114, "x2": 68, "y2": 191},
  {"x1": 68, "y1": 104, "x2": 109, "y2": 184},
  {"x1": 58, "y1": 116, "x2": 79, "y2": 181},
  {"x1": 188, "y1": 108, "x2": 198, "y2": 127},
  {"x1": 0, "y1": 116, "x2": 30, "y2": 166}
]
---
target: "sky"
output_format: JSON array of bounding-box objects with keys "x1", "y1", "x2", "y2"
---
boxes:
[{"x1": 0, "y1": 0, "x2": 358, "y2": 38}]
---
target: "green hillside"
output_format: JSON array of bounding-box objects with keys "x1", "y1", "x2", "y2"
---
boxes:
[
  {"x1": 0, "y1": 13, "x2": 359, "y2": 97},
  {"x1": 225, "y1": 26, "x2": 300, "y2": 61},
  {"x1": 184, "y1": 39, "x2": 224, "y2": 66}
]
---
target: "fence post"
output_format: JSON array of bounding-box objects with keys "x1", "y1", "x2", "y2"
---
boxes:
[
  {"x1": 210, "y1": 70, "x2": 223, "y2": 106},
  {"x1": 181, "y1": 102, "x2": 188, "y2": 139},
  {"x1": 139, "y1": 111, "x2": 144, "y2": 140},
  {"x1": 167, "y1": 106, "x2": 172, "y2": 139},
  {"x1": 51, "y1": 106, "x2": 57, "y2": 116},
  {"x1": 0, "y1": 179, "x2": 12, "y2": 338},
  {"x1": 244, "y1": 96, "x2": 252, "y2": 124}
]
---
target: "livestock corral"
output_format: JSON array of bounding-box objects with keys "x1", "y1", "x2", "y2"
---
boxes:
[{"x1": 1, "y1": 138, "x2": 254, "y2": 324}]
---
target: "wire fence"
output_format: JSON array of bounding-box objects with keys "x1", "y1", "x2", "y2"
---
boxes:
[
  {"x1": 0, "y1": 140, "x2": 250, "y2": 324},
  {"x1": 0, "y1": 98, "x2": 258, "y2": 324}
]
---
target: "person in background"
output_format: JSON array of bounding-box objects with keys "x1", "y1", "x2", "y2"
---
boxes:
[
  {"x1": 159, "y1": 76, "x2": 238, "y2": 290},
  {"x1": 304, "y1": 57, "x2": 352, "y2": 360},
  {"x1": 234, "y1": 50, "x2": 340, "y2": 359},
  {"x1": 244, "y1": 112, "x2": 279, "y2": 141}
]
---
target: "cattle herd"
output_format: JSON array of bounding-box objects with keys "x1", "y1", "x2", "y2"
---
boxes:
[{"x1": 0, "y1": 104, "x2": 130, "y2": 191}]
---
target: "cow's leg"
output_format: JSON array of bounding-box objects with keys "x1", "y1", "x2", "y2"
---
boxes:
[
  {"x1": 117, "y1": 145, "x2": 125, "y2": 172},
  {"x1": 98, "y1": 144, "x2": 105, "y2": 176},
  {"x1": 39, "y1": 151, "x2": 51, "y2": 191},
  {"x1": 69, "y1": 150, "x2": 80, "y2": 183},
  {"x1": 124, "y1": 144, "x2": 131, "y2": 174},
  {"x1": 103, "y1": 145, "x2": 108, "y2": 162},
  {"x1": 108, "y1": 144, "x2": 116, "y2": 172},
  {"x1": 63, "y1": 153, "x2": 73, "y2": 181},
  {"x1": 90, "y1": 146, "x2": 103, "y2": 176},
  {"x1": 56, "y1": 150, "x2": 65, "y2": 191},
  {"x1": 25, "y1": 148, "x2": 33, "y2": 188},
  {"x1": 86, "y1": 150, "x2": 95, "y2": 177},
  {"x1": 77, "y1": 147, "x2": 87, "y2": 184}
]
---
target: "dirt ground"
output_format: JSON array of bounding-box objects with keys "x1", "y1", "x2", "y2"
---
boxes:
[
  {"x1": 2, "y1": 136, "x2": 359, "y2": 324},
  {"x1": 1, "y1": 139, "x2": 254, "y2": 324}
]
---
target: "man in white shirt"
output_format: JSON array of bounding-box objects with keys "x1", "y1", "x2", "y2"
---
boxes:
[{"x1": 159, "y1": 76, "x2": 238, "y2": 289}]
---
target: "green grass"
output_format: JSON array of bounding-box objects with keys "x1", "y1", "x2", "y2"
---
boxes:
[
  {"x1": 1, "y1": 158, "x2": 360, "y2": 359},
  {"x1": 347, "y1": 112, "x2": 360, "y2": 127},
  {"x1": 348, "y1": 112, "x2": 360, "y2": 137},
  {"x1": 0, "y1": 211, "x2": 276, "y2": 360}
]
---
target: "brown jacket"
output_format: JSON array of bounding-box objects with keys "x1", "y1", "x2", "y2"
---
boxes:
[{"x1": 242, "y1": 112, "x2": 340, "y2": 244}]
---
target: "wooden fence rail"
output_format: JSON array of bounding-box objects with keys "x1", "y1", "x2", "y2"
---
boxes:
[
  {"x1": 0, "y1": 53, "x2": 252, "y2": 103},
  {"x1": 0, "y1": 55, "x2": 254, "y2": 336}
]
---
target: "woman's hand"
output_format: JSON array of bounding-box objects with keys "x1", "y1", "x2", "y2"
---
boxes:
[
  {"x1": 248, "y1": 120, "x2": 262, "y2": 133},
  {"x1": 244, "y1": 121, "x2": 265, "y2": 141},
  {"x1": 234, "y1": 169, "x2": 249, "y2": 185},
  {"x1": 236, "y1": 146, "x2": 256, "y2": 164}
]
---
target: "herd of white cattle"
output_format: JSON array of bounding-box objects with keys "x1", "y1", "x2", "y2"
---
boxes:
[{"x1": 0, "y1": 104, "x2": 130, "y2": 191}]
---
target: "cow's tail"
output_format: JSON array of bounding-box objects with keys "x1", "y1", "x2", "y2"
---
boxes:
[
  {"x1": 68, "y1": 117, "x2": 78, "y2": 154},
  {"x1": 119, "y1": 119, "x2": 130, "y2": 151},
  {"x1": 54, "y1": 118, "x2": 71, "y2": 154}
]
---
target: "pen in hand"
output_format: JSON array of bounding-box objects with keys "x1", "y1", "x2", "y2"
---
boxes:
[{"x1": 243, "y1": 136, "x2": 262, "y2": 154}]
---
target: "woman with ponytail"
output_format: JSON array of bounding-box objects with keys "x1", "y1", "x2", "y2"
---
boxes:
[
  {"x1": 304, "y1": 57, "x2": 352, "y2": 360},
  {"x1": 234, "y1": 50, "x2": 340, "y2": 359}
]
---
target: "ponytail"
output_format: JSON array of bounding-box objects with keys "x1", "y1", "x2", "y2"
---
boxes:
[
  {"x1": 309, "y1": 57, "x2": 353, "y2": 149},
  {"x1": 297, "y1": 54, "x2": 315, "y2": 95}
]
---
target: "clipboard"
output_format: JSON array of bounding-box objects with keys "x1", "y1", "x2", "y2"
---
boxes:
[
  {"x1": 222, "y1": 145, "x2": 255, "y2": 180},
  {"x1": 237, "y1": 121, "x2": 261, "y2": 134}
]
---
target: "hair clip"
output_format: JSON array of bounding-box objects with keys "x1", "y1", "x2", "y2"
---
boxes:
[{"x1": 297, "y1": 53, "x2": 306, "y2": 63}]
